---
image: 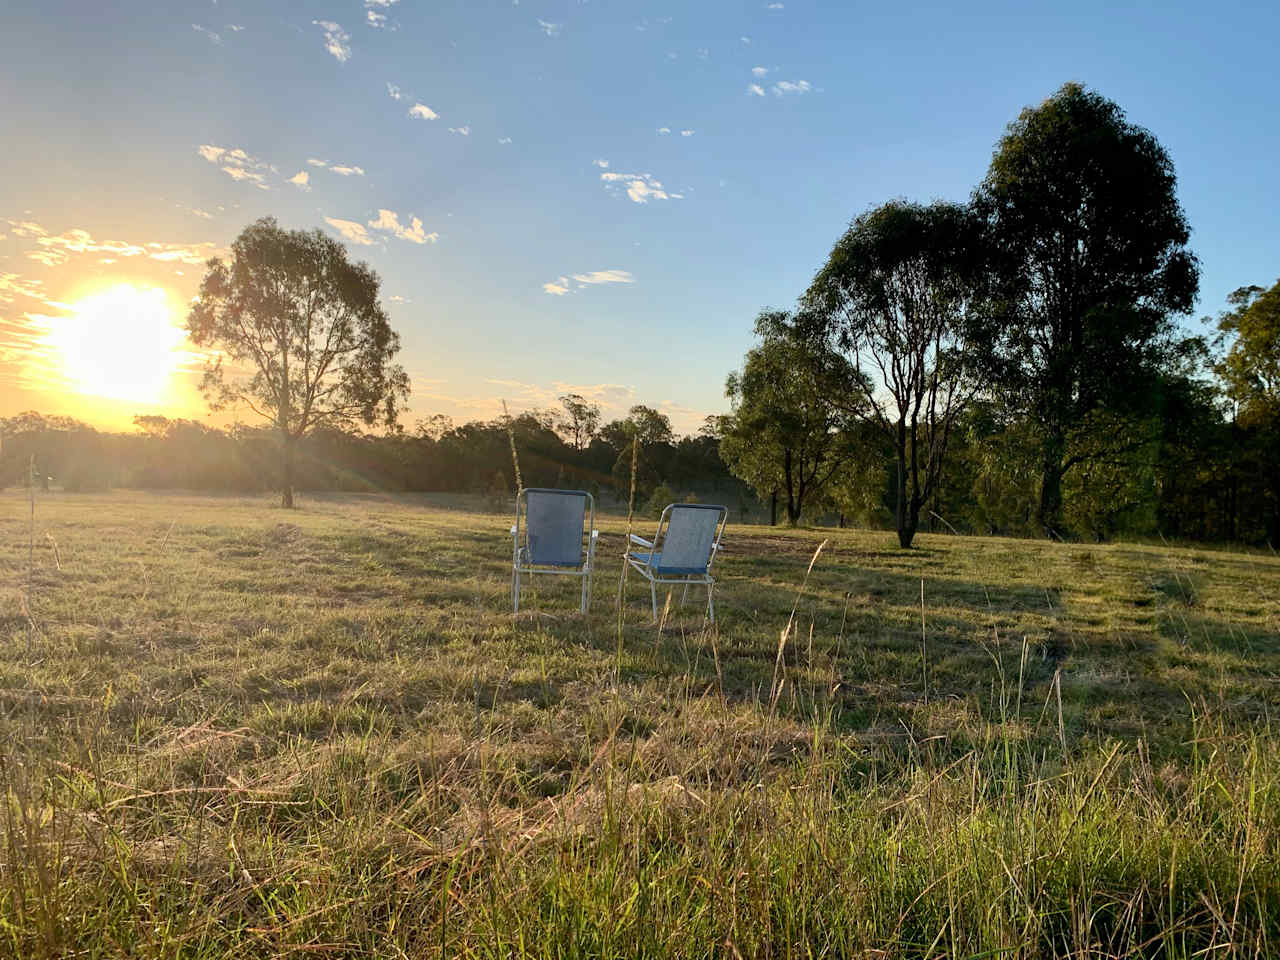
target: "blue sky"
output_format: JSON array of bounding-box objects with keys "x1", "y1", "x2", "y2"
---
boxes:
[{"x1": 1, "y1": 0, "x2": 1278, "y2": 433}]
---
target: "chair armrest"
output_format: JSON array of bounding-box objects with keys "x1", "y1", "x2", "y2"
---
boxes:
[
  {"x1": 628, "y1": 534, "x2": 654, "y2": 548},
  {"x1": 510, "y1": 524, "x2": 518, "y2": 536}
]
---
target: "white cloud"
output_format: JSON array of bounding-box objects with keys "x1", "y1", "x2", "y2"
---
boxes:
[
  {"x1": 767, "y1": 2, "x2": 785, "y2": 8},
  {"x1": 594, "y1": 158, "x2": 609, "y2": 168},
  {"x1": 365, "y1": 0, "x2": 398, "y2": 5},
  {"x1": 536, "y1": 270, "x2": 640, "y2": 295},
  {"x1": 752, "y1": 66, "x2": 769, "y2": 77},
  {"x1": 773, "y1": 79, "x2": 811, "y2": 95},
  {"x1": 368, "y1": 209, "x2": 438, "y2": 244},
  {"x1": 312, "y1": 20, "x2": 351, "y2": 62},
  {"x1": 448, "y1": 125, "x2": 470, "y2": 136},
  {"x1": 288, "y1": 171, "x2": 310, "y2": 190},
  {"x1": 386, "y1": 82, "x2": 402, "y2": 100},
  {"x1": 657, "y1": 127, "x2": 671, "y2": 135},
  {"x1": 192, "y1": 24, "x2": 222, "y2": 44},
  {"x1": 748, "y1": 84, "x2": 765, "y2": 96},
  {"x1": 409, "y1": 102, "x2": 438, "y2": 120},
  {"x1": 329, "y1": 164, "x2": 365, "y2": 176},
  {"x1": 325, "y1": 217, "x2": 374, "y2": 245},
  {"x1": 572, "y1": 270, "x2": 634, "y2": 287},
  {"x1": 367, "y1": 10, "x2": 387, "y2": 28},
  {"x1": 307, "y1": 157, "x2": 328, "y2": 167},
  {"x1": 197, "y1": 144, "x2": 271, "y2": 189},
  {"x1": 537, "y1": 19, "x2": 561, "y2": 37},
  {"x1": 7, "y1": 223, "x2": 223, "y2": 267},
  {"x1": 740, "y1": 36, "x2": 751, "y2": 44},
  {"x1": 600, "y1": 172, "x2": 682, "y2": 204},
  {"x1": 680, "y1": 129, "x2": 694, "y2": 137},
  {"x1": 498, "y1": 137, "x2": 512, "y2": 144},
  {"x1": 190, "y1": 208, "x2": 214, "y2": 219},
  {"x1": 227, "y1": 24, "x2": 244, "y2": 32}
]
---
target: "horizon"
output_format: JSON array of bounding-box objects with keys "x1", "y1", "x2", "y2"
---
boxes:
[{"x1": 2, "y1": 0, "x2": 1278, "y2": 434}]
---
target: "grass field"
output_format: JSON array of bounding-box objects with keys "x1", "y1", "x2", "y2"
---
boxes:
[{"x1": 3, "y1": 489, "x2": 1280, "y2": 958}]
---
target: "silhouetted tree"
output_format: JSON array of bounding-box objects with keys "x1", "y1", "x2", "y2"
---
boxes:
[{"x1": 187, "y1": 217, "x2": 410, "y2": 507}]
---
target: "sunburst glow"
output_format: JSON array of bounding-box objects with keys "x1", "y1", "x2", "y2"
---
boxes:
[{"x1": 45, "y1": 285, "x2": 187, "y2": 403}]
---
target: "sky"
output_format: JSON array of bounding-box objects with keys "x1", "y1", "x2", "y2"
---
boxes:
[{"x1": 1, "y1": 0, "x2": 1278, "y2": 435}]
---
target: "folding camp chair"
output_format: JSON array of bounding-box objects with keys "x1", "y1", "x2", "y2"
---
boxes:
[
  {"x1": 511, "y1": 488, "x2": 599, "y2": 614},
  {"x1": 624, "y1": 503, "x2": 728, "y2": 621}
]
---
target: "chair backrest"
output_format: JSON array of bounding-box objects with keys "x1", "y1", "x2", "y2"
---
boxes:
[
  {"x1": 521, "y1": 488, "x2": 591, "y2": 567},
  {"x1": 654, "y1": 503, "x2": 726, "y2": 574}
]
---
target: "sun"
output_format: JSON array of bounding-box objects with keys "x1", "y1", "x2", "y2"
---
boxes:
[{"x1": 47, "y1": 284, "x2": 188, "y2": 403}]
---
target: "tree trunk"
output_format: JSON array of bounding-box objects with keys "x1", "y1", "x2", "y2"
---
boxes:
[
  {"x1": 894, "y1": 419, "x2": 910, "y2": 546},
  {"x1": 281, "y1": 433, "x2": 296, "y2": 509},
  {"x1": 1037, "y1": 433, "x2": 1066, "y2": 537}
]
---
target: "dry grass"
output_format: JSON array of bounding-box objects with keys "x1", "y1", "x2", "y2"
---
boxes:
[{"x1": 2, "y1": 489, "x2": 1279, "y2": 958}]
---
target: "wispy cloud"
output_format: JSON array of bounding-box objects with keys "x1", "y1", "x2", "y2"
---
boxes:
[
  {"x1": 288, "y1": 171, "x2": 310, "y2": 190},
  {"x1": 409, "y1": 102, "x2": 438, "y2": 120},
  {"x1": 748, "y1": 83, "x2": 765, "y2": 96},
  {"x1": 767, "y1": 2, "x2": 784, "y2": 8},
  {"x1": 5, "y1": 221, "x2": 223, "y2": 268},
  {"x1": 498, "y1": 137, "x2": 512, "y2": 145},
  {"x1": 594, "y1": 158, "x2": 609, "y2": 169},
  {"x1": 542, "y1": 270, "x2": 635, "y2": 296},
  {"x1": 366, "y1": 10, "x2": 387, "y2": 27},
  {"x1": 227, "y1": 24, "x2": 244, "y2": 32},
  {"x1": 537, "y1": 19, "x2": 561, "y2": 37},
  {"x1": 680, "y1": 129, "x2": 695, "y2": 137},
  {"x1": 600, "y1": 172, "x2": 683, "y2": 204},
  {"x1": 657, "y1": 126, "x2": 671, "y2": 135},
  {"x1": 741, "y1": 36, "x2": 751, "y2": 44},
  {"x1": 368, "y1": 209, "x2": 438, "y2": 244},
  {"x1": 196, "y1": 144, "x2": 272, "y2": 189},
  {"x1": 307, "y1": 157, "x2": 329, "y2": 167},
  {"x1": 312, "y1": 20, "x2": 351, "y2": 63},
  {"x1": 330, "y1": 164, "x2": 365, "y2": 176},
  {"x1": 324, "y1": 217, "x2": 374, "y2": 245},
  {"x1": 448, "y1": 125, "x2": 471, "y2": 136},
  {"x1": 773, "y1": 79, "x2": 811, "y2": 95},
  {"x1": 192, "y1": 24, "x2": 221, "y2": 44},
  {"x1": 0, "y1": 271, "x2": 47, "y2": 305},
  {"x1": 752, "y1": 66, "x2": 769, "y2": 77},
  {"x1": 386, "y1": 82, "x2": 402, "y2": 100}
]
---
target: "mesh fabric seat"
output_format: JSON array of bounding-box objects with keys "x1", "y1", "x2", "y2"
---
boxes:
[
  {"x1": 511, "y1": 488, "x2": 598, "y2": 614},
  {"x1": 625, "y1": 503, "x2": 727, "y2": 621}
]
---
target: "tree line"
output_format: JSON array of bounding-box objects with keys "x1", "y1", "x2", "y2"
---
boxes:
[
  {"x1": 3, "y1": 84, "x2": 1276, "y2": 545},
  {"x1": 717, "y1": 82, "x2": 1280, "y2": 546}
]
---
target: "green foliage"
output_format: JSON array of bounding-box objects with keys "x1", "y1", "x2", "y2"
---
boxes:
[
  {"x1": 804, "y1": 200, "x2": 982, "y2": 545},
  {"x1": 1215, "y1": 280, "x2": 1280, "y2": 425},
  {"x1": 720, "y1": 311, "x2": 865, "y2": 525},
  {"x1": 973, "y1": 82, "x2": 1200, "y2": 533},
  {"x1": 187, "y1": 216, "x2": 410, "y2": 506},
  {"x1": 645, "y1": 481, "x2": 677, "y2": 517}
]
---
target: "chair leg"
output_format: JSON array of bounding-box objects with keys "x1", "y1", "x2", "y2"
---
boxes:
[
  {"x1": 513, "y1": 568, "x2": 520, "y2": 614},
  {"x1": 580, "y1": 569, "x2": 590, "y2": 614},
  {"x1": 650, "y1": 580, "x2": 658, "y2": 622},
  {"x1": 707, "y1": 580, "x2": 715, "y2": 623},
  {"x1": 681, "y1": 583, "x2": 689, "y2": 606}
]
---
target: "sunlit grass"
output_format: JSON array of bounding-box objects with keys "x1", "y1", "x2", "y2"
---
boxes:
[{"x1": 2, "y1": 490, "x2": 1279, "y2": 957}]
